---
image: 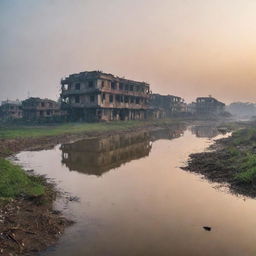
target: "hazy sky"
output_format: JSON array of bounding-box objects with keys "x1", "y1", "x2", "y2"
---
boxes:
[{"x1": 1, "y1": 0, "x2": 256, "y2": 104}]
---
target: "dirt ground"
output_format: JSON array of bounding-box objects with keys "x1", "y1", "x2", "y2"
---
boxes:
[{"x1": 0, "y1": 179, "x2": 74, "y2": 256}]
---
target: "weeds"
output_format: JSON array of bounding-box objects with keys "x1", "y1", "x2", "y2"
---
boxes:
[{"x1": 0, "y1": 158, "x2": 45, "y2": 198}]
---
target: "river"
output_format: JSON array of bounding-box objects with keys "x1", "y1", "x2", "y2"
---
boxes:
[{"x1": 14, "y1": 124, "x2": 256, "y2": 256}]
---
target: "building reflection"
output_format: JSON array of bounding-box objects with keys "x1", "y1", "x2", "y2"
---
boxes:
[
  {"x1": 60, "y1": 124, "x2": 187, "y2": 176},
  {"x1": 149, "y1": 124, "x2": 186, "y2": 142},
  {"x1": 191, "y1": 125, "x2": 222, "y2": 138},
  {"x1": 61, "y1": 131, "x2": 152, "y2": 176}
]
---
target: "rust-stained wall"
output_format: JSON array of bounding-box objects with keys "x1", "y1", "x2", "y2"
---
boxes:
[{"x1": 60, "y1": 71, "x2": 150, "y2": 121}]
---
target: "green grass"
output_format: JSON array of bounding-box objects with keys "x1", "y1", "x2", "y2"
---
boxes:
[
  {"x1": 234, "y1": 153, "x2": 256, "y2": 183},
  {"x1": 231, "y1": 128, "x2": 256, "y2": 146},
  {"x1": 0, "y1": 158, "x2": 45, "y2": 198},
  {"x1": 0, "y1": 119, "x2": 184, "y2": 139},
  {"x1": 222, "y1": 128, "x2": 256, "y2": 183},
  {"x1": 235, "y1": 167, "x2": 256, "y2": 183},
  {"x1": 200, "y1": 127, "x2": 256, "y2": 184},
  {"x1": 227, "y1": 146, "x2": 240, "y2": 157}
]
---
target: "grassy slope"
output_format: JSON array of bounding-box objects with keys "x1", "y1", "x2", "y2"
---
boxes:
[
  {"x1": 0, "y1": 158, "x2": 44, "y2": 198},
  {"x1": 183, "y1": 125, "x2": 256, "y2": 197},
  {"x1": 197, "y1": 127, "x2": 256, "y2": 184},
  {"x1": 0, "y1": 119, "x2": 183, "y2": 139},
  {"x1": 224, "y1": 128, "x2": 256, "y2": 183}
]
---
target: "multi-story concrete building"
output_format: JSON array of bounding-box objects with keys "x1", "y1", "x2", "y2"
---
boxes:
[
  {"x1": 22, "y1": 97, "x2": 64, "y2": 120},
  {"x1": 0, "y1": 100, "x2": 23, "y2": 121},
  {"x1": 196, "y1": 96, "x2": 225, "y2": 115},
  {"x1": 149, "y1": 93, "x2": 186, "y2": 118},
  {"x1": 60, "y1": 71, "x2": 151, "y2": 121},
  {"x1": 187, "y1": 102, "x2": 196, "y2": 115}
]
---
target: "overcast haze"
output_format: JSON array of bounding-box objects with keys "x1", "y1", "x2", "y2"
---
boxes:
[{"x1": 1, "y1": 0, "x2": 256, "y2": 104}]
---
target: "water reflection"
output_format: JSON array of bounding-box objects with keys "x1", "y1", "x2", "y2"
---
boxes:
[
  {"x1": 16, "y1": 124, "x2": 256, "y2": 256},
  {"x1": 191, "y1": 125, "x2": 222, "y2": 138},
  {"x1": 149, "y1": 124, "x2": 185, "y2": 141},
  {"x1": 61, "y1": 124, "x2": 186, "y2": 176},
  {"x1": 61, "y1": 131, "x2": 152, "y2": 176}
]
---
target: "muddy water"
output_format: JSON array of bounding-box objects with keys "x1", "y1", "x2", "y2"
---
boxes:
[{"x1": 15, "y1": 125, "x2": 256, "y2": 256}]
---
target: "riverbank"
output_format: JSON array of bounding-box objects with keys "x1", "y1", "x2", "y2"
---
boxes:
[
  {"x1": 0, "y1": 119, "x2": 190, "y2": 157},
  {"x1": 0, "y1": 158, "x2": 73, "y2": 256},
  {"x1": 184, "y1": 121, "x2": 256, "y2": 197}
]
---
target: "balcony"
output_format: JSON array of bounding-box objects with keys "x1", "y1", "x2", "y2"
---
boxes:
[
  {"x1": 101, "y1": 88, "x2": 150, "y2": 98},
  {"x1": 61, "y1": 88, "x2": 100, "y2": 96},
  {"x1": 61, "y1": 88, "x2": 150, "y2": 98},
  {"x1": 98, "y1": 102, "x2": 149, "y2": 110}
]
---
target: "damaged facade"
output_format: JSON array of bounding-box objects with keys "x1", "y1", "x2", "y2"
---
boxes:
[
  {"x1": 196, "y1": 96, "x2": 225, "y2": 115},
  {"x1": 149, "y1": 93, "x2": 186, "y2": 119},
  {"x1": 22, "y1": 97, "x2": 64, "y2": 121},
  {"x1": 0, "y1": 100, "x2": 23, "y2": 121},
  {"x1": 60, "y1": 71, "x2": 150, "y2": 121},
  {"x1": 1, "y1": 71, "x2": 228, "y2": 123}
]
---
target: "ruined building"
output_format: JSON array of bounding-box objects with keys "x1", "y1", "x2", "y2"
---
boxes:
[
  {"x1": 196, "y1": 96, "x2": 225, "y2": 115},
  {"x1": 22, "y1": 97, "x2": 64, "y2": 121},
  {"x1": 149, "y1": 93, "x2": 186, "y2": 118},
  {"x1": 60, "y1": 71, "x2": 150, "y2": 121},
  {"x1": 0, "y1": 100, "x2": 23, "y2": 121}
]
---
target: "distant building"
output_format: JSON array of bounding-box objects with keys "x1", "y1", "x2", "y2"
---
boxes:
[
  {"x1": 22, "y1": 97, "x2": 64, "y2": 120},
  {"x1": 60, "y1": 71, "x2": 151, "y2": 121},
  {"x1": 0, "y1": 100, "x2": 23, "y2": 121},
  {"x1": 187, "y1": 102, "x2": 196, "y2": 114},
  {"x1": 196, "y1": 96, "x2": 225, "y2": 115},
  {"x1": 227, "y1": 102, "x2": 256, "y2": 119},
  {"x1": 149, "y1": 93, "x2": 186, "y2": 118}
]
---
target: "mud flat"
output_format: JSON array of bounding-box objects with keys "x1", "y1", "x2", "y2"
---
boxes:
[{"x1": 0, "y1": 165, "x2": 73, "y2": 256}]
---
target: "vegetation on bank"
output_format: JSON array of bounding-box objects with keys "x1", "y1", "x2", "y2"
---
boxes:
[
  {"x1": 0, "y1": 158, "x2": 45, "y2": 198},
  {"x1": 0, "y1": 119, "x2": 185, "y2": 139},
  {"x1": 225, "y1": 128, "x2": 256, "y2": 183},
  {"x1": 0, "y1": 157, "x2": 72, "y2": 256},
  {"x1": 185, "y1": 126, "x2": 256, "y2": 197}
]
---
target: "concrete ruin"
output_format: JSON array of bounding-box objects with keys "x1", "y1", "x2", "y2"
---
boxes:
[
  {"x1": 60, "y1": 71, "x2": 151, "y2": 121},
  {"x1": 22, "y1": 97, "x2": 64, "y2": 121},
  {"x1": 149, "y1": 93, "x2": 187, "y2": 118},
  {"x1": 0, "y1": 100, "x2": 23, "y2": 121},
  {"x1": 196, "y1": 96, "x2": 225, "y2": 115},
  {"x1": 0, "y1": 71, "x2": 228, "y2": 123}
]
